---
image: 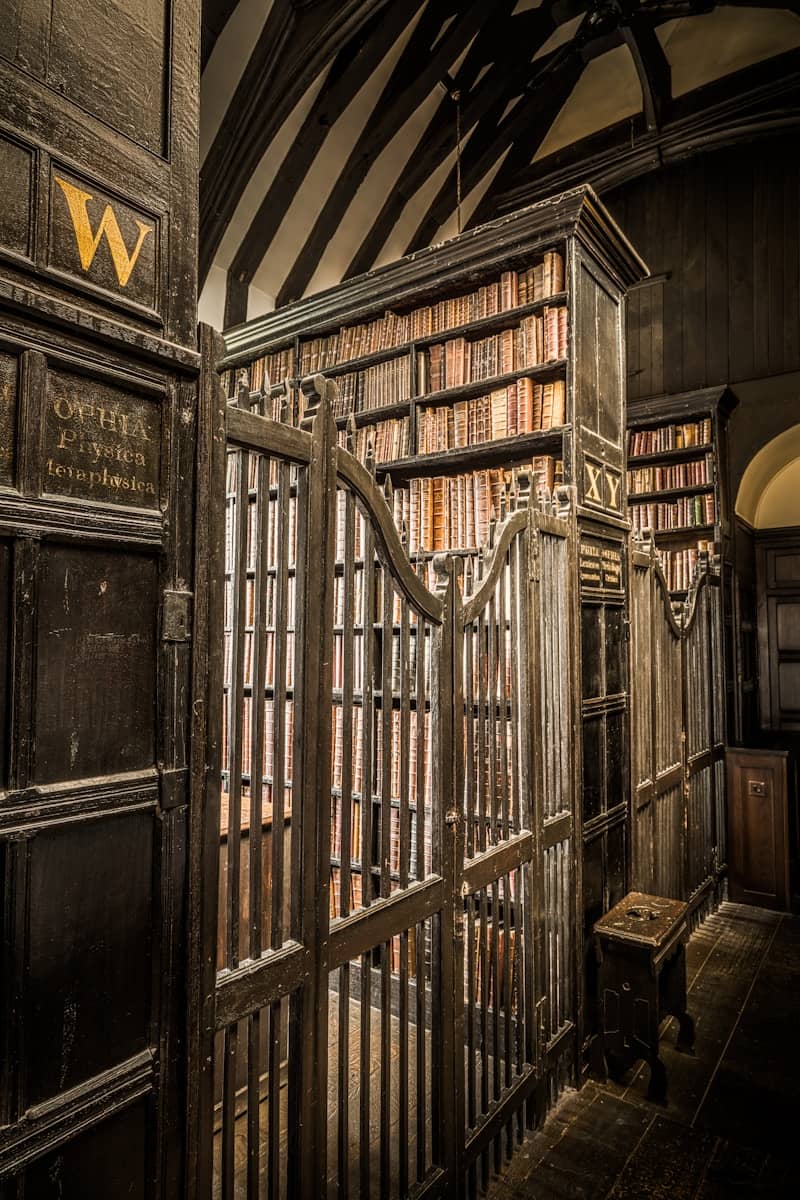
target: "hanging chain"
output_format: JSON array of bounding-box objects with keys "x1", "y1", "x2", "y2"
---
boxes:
[{"x1": 453, "y1": 88, "x2": 462, "y2": 234}]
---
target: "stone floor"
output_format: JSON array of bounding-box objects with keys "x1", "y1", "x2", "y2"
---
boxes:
[{"x1": 487, "y1": 902, "x2": 799, "y2": 1200}]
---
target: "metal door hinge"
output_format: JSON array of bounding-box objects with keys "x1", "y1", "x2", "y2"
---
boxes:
[{"x1": 163, "y1": 590, "x2": 193, "y2": 642}]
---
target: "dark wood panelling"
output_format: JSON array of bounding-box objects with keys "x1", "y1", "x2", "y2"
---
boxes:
[
  {"x1": 0, "y1": 0, "x2": 202, "y2": 1191},
  {"x1": 0, "y1": 1, "x2": 167, "y2": 155},
  {"x1": 24, "y1": 1099, "x2": 149, "y2": 1199},
  {"x1": 0, "y1": 541, "x2": 9, "y2": 788},
  {"x1": 606, "y1": 135, "x2": 800, "y2": 402},
  {"x1": 0, "y1": 351, "x2": 18, "y2": 487},
  {"x1": 33, "y1": 546, "x2": 158, "y2": 783},
  {"x1": 726, "y1": 748, "x2": 791, "y2": 911},
  {"x1": 24, "y1": 813, "x2": 154, "y2": 1105}
]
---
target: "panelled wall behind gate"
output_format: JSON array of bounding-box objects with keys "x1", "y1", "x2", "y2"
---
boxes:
[{"x1": 194, "y1": 394, "x2": 580, "y2": 1199}]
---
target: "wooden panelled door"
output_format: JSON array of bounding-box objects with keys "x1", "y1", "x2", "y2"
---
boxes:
[{"x1": 0, "y1": 1, "x2": 203, "y2": 1195}]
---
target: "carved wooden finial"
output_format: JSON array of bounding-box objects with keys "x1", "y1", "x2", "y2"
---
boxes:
[
  {"x1": 554, "y1": 484, "x2": 572, "y2": 518},
  {"x1": 299, "y1": 372, "x2": 326, "y2": 422},
  {"x1": 345, "y1": 412, "x2": 357, "y2": 455},
  {"x1": 364, "y1": 431, "x2": 375, "y2": 473},
  {"x1": 432, "y1": 552, "x2": 449, "y2": 597},
  {"x1": 236, "y1": 369, "x2": 250, "y2": 409},
  {"x1": 488, "y1": 506, "x2": 497, "y2": 548}
]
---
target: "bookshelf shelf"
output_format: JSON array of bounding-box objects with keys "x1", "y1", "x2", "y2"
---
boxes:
[
  {"x1": 416, "y1": 360, "x2": 567, "y2": 410},
  {"x1": 651, "y1": 523, "x2": 716, "y2": 539},
  {"x1": 628, "y1": 482, "x2": 715, "y2": 502},
  {"x1": 332, "y1": 398, "x2": 411, "y2": 429},
  {"x1": 376, "y1": 428, "x2": 566, "y2": 482},
  {"x1": 413, "y1": 293, "x2": 568, "y2": 348},
  {"x1": 627, "y1": 443, "x2": 714, "y2": 466}
]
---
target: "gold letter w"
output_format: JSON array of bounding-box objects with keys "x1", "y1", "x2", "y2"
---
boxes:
[{"x1": 55, "y1": 176, "x2": 153, "y2": 288}]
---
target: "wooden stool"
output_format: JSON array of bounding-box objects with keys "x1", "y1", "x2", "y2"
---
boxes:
[{"x1": 591, "y1": 891, "x2": 695, "y2": 1103}]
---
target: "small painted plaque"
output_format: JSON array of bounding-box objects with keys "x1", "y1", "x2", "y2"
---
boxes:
[
  {"x1": 48, "y1": 168, "x2": 159, "y2": 311},
  {"x1": 43, "y1": 369, "x2": 161, "y2": 508}
]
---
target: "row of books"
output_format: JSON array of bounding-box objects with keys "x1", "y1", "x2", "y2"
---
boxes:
[
  {"x1": 421, "y1": 307, "x2": 567, "y2": 393},
  {"x1": 627, "y1": 454, "x2": 714, "y2": 494},
  {"x1": 332, "y1": 705, "x2": 434, "y2": 804},
  {"x1": 224, "y1": 494, "x2": 300, "y2": 574},
  {"x1": 221, "y1": 694, "x2": 295, "y2": 783},
  {"x1": 416, "y1": 379, "x2": 566, "y2": 453},
  {"x1": 224, "y1": 628, "x2": 296, "y2": 692},
  {"x1": 331, "y1": 356, "x2": 412, "y2": 417},
  {"x1": 657, "y1": 542, "x2": 714, "y2": 593},
  {"x1": 337, "y1": 417, "x2": 410, "y2": 463},
  {"x1": 628, "y1": 418, "x2": 713, "y2": 457},
  {"x1": 388, "y1": 459, "x2": 560, "y2": 554},
  {"x1": 294, "y1": 252, "x2": 566, "y2": 374},
  {"x1": 224, "y1": 574, "x2": 298, "y2": 633},
  {"x1": 250, "y1": 349, "x2": 294, "y2": 395},
  {"x1": 226, "y1": 449, "x2": 294, "y2": 498},
  {"x1": 630, "y1": 494, "x2": 716, "y2": 532}
]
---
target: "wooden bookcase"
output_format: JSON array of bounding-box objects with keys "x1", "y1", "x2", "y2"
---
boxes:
[
  {"x1": 224, "y1": 187, "x2": 645, "y2": 536},
  {"x1": 626, "y1": 387, "x2": 737, "y2": 599},
  {"x1": 222, "y1": 186, "x2": 648, "y2": 1050}
]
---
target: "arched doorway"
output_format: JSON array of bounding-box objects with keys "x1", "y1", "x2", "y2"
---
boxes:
[{"x1": 736, "y1": 425, "x2": 800, "y2": 732}]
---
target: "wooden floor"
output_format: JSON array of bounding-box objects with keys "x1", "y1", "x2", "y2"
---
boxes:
[{"x1": 487, "y1": 902, "x2": 799, "y2": 1200}]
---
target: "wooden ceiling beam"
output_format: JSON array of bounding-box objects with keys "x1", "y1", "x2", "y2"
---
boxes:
[
  {"x1": 275, "y1": 0, "x2": 497, "y2": 305},
  {"x1": 227, "y1": 0, "x2": 415, "y2": 298},
  {"x1": 201, "y1": 0, "x2": 240, "y2": 70},
  {"x1": 405, "y1": 47, "x2": 586, "y2": 254},
  {"x1": 618, "y1": 7, "x2": 672, "y2": 131},
  {"x1": 488, "y1": 46, "x2": 800, "y2": 215},
  {"x1": 343, "y1": 2, "x2": 555, "y2": 279},
  {"x1": 199, "y1": 0, "x2": 392, "y2": 287}
]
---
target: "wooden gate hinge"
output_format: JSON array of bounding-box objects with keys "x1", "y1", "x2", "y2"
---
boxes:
[{"x1": 163, "y1": 589, "x2": 193, "y2": 642}]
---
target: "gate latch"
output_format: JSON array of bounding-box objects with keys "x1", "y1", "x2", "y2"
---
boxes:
[{"x1": 163, "y1": 590, "x2": 193, "y2": 642}]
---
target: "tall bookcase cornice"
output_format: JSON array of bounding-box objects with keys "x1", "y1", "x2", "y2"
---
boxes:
[
  {"x1": 222, "y1": 185, "x2": 648, "y2": 367},
  {"x1": 627, "y1": 385, "x2": 738, "y2": 427}
]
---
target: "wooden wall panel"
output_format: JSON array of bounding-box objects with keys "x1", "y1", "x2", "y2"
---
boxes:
[
  {"x1": 0, "y1": 0, "x2": 202, "y2": 1191},
  {"x1": 33, "y1": 546, "x2": 158, "y2": 783},
  {"x1": 606, "y1": 134, "x2": 800, "y2": 402},
  {"x1": 727, "y1": 747, "x2": 791, "y2": 911},
  {"x1": 24, "y1": 1100, "x2": 149, "y2": 1200},
  {"x1": 24, "y1": 813, "x2": 154, "y2": 1105}
]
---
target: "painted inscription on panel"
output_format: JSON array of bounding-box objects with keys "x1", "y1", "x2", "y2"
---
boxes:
[
  {"x1": 583, "y1": 454, "x2": 622, "y2": 514},
  {"x1": 44, "y1": 370, "x2": 161, "y2": 508},
  {"x1": 580, "y1": 538, "x2": 623, "y2": 594},
  {"x1": 49, "y1": 169, "x2": 158, "y2": 310},
  {"x1": 0, "y1": 352, "x2": 18, "y2": 488}
]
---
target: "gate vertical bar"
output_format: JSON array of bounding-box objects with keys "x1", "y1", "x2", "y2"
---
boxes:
[
  {"x1": 289, "y1": 400, "x2": 337, "y2": 1200},
  {"x1": 434, "y1": 553, "x2": 465, "y2": 1198},
  {"x1": 188, "y1": 326, "x2": 227, "y2": 1200}
]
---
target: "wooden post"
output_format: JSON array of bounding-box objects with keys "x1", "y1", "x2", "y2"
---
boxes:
[{"x1": 289, "y1": 399, "x2": 337, "y2": 1199}]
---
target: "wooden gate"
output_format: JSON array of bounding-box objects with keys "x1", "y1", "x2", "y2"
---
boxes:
[
  {"x1": 192, "y1": 389, "x2": 580, "y2": 1199},
  {"x1": 629, "y1": 535, "x2": 726, "y2": 913}
]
